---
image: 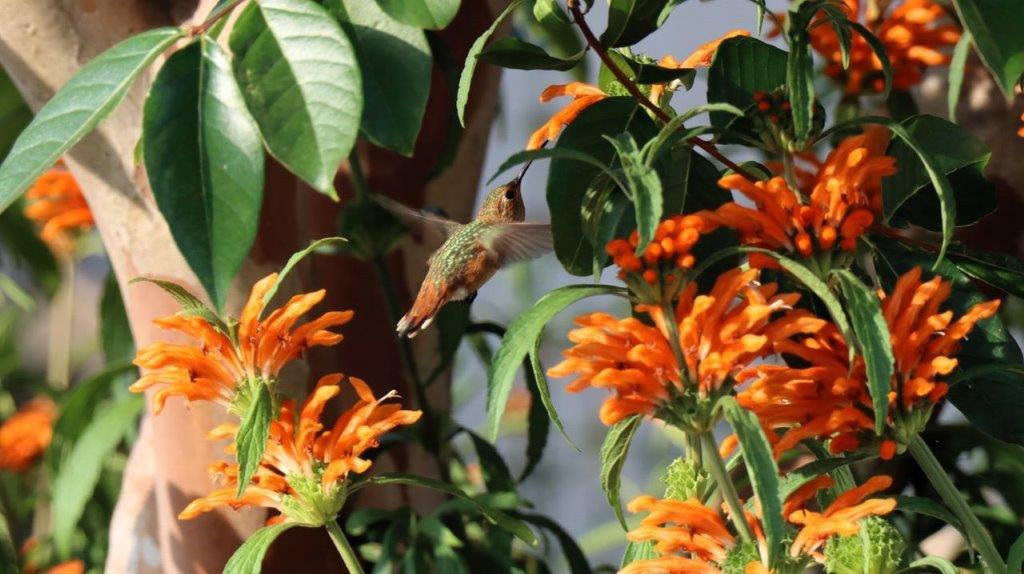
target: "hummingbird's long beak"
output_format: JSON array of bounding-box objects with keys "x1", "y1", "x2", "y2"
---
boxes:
[{"x1": 515, "y1": 140, "x2": 545, "y2": 184}]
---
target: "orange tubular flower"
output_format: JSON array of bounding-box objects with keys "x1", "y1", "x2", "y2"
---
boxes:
[
  {"x1": 0, "y1": 399, "x2": 56, "y2": 473},
  {"x1": 43, "y1": 561, "x2": 85, "y2": 574},
  {"x1": 527, "y1": 82, "x2": 608, "y2": 150},
  {"x1": 179, "y1": 374, "x2": 421, "y2": 525},
  {"x1": 606, "y1": 214, "x2": 711, "y2": 301},
  {"x1": 548, "y1": 268, "x2": 823, "y2": 427},
  {"x1": 621, "y1": 475, "x2": 894, "y2": 572},
  {"x1": 706, "y1": 126, "x2": 894, "y2": 268},
  {"x1": 23, "y1": 165, "x2": 94, "y2": 256},
  {"x1": 131, "y1": 273, "x2": 353, "y2": 415},
  {"x1": 810, "y1": 0, "x2": 960, "y2": 94},
  {"x1": 649, "y1": 30, "x2": 751, "y2": 103}
]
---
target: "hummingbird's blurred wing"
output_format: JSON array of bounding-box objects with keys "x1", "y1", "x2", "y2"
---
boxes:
[
  {"x1": 479, "y1": 223, "x2": 553, "y2": 264},
  {"x1": 371, "y1": 194, "x2": 460, "y2": 246}
]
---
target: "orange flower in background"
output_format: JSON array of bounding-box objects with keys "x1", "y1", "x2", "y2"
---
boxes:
[
  {"x1": 548, "y1": 268, "x2": 823, "y2": 425},
  {"x1": 43, "y1": 561, "x2": 85, "y2": 574},
  {"x1": 23, "y1": 164, "x2": 94, "y2": 256},
  {"x1": 649, "y1": 29, "x2": 751, "y2": 103},
  {"x1": 131, "y1": 273, "x2": 353, "y2": 414},
  {"x1": 810, "y1": 0, "x2": 960, "y2": 94},
  {"x1": 606, "y1": 214, "x2": 710, "y2": 284},
  {"x1": 527, "y1": 82, "x2": 607, "y2": 150},
  {"x1": 706, "y1": 127, "x2": 894, "y2": 267},
  {"x1": 179, "y1": 374, "x2": 421, "y2": 525},
  {"x1": 0, "y1": 399, "x2": 56, "y2": 473},
  {"x1": 621, "y1": 475, "x2": 894, "y2": 572}
]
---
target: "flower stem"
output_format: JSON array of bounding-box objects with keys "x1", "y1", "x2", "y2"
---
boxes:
[
  {"x1": 325, "y1": 520, "x2": 365, "y2": 574},
  {"x1": 701, "y1": 432, "x2": 754, "y2": 542},
  {"x1": 907, "y1": 434, "x2": 1005, "y2": 572}
]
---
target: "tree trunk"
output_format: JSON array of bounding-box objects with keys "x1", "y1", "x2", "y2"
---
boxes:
[{"x1": 0, "y1": 0, "x2": 504, "y2": 571}]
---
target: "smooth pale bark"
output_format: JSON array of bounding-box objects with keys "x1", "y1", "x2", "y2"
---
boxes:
[{"x1": 0, "y1": 0, "x2": 505, "y2": 571}]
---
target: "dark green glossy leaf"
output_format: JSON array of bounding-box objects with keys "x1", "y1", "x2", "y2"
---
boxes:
[
  {"x1": 952, "y1": 0, "x2": 1024, "y2": 98},
  {"x1": 528, "y1": 338, "x2": 576, "y2": 450},
  {"x1": 706, "y1": 36, "x2": 787, "y2": 133},
  {"x1": 521, "y1": 340, "x2": 551, "y2": 482},
  {"x1": 947, "y1": 246, "x2": 1024, "y2": 299},
  {"x1": 511, "y1": 512, "x2": 592, "y2": 574},
  {"x1": 465, "y1": 429, "x2": 517, "y2": 492},
  {"x1": 51, "y1": 395, "x2": 142, "y2": 559},
  {"x1": 230, "y1": 0, "x2": 361, "y2": 198},
  {"x1": 487, "y1": 284, "x2": 626, "y2": 440},
  {"x1": 100, "y1": 271, "x2": 134, "y2": 363},
  {"x1": 0, "y1": 203, "x2": 59, "y2": 294},
  {"x1": 601, "y1": 415, "x2": 641, "y2": 529},
  {"x1": 328, "y1": 0, "x2": 431, "y2": 156},
  {"x1": 948, "y1": 31, "x2": 972, "y2": 119},
  {"x1": 0, "y1": 28, "x2": 183, "y2": 215},
  {"x1": 477, "y1": 37, "x2": 584, "y2": 71},
  {"x1": 375, "y1": 0, "x2": 460, "y2": 30},
  {"x1": 625, "y1": 60, "x2": 695, "y2": 86},
  {"x1": 223, "y1": 523, "x2": 297, "y2": 574},
  {"x1": 0, "y1": 68, "x2": 32, "y2": 160},
  {"x1": 143, "y1": 39, "x2": 264, "y2": 311},
  {"x1": 833, "y1": 269, "x2": 894, "y2": 434},
  {"x1": 456, "y1": 0, "x2": 523, "y2": 126},
  {"x1": 721, "y1": 396, "x2": 785, "y2": 566},
  {"x1": 235, "y1": 383, "x2": 273, "y2": 497},
  {"x1": 600, "y1": 0, "x2": 671, "y2": 48}
]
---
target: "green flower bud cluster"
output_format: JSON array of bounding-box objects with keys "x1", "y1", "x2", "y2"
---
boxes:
[
  {"x1": 661, "y1": 457, "x2": 708, "y2": 501},
  {"x1": 824, "y1": 517, "x2": 905, "y2": 574}
]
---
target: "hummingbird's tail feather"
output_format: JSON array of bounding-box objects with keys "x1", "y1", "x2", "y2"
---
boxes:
[{"x1": 397, "y1": 280, "x2": 447, "y2": 339}]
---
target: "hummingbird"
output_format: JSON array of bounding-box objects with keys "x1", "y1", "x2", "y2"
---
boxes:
[{"x1": 375, "y1": 174, "x2": 552, "y2": 338}]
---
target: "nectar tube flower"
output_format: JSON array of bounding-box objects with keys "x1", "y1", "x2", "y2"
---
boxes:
[
  {"x1": 527, "y1": 82, "x2": 607, "y2": 150},
  {"x1": 23, "y1": 164, "x2": 94, "y2": 257},
  {"x1": 131, "y1": 273, "x2": 354, "y2": 415},
  {"x1": 810, "y1": 0, "x2": 960, "y2": 95},
  {"x1": 179, "y1": 374, "x2": 421, "y2": 525},
  {"x1": 648, "y1": 29, "x2": 751, "y2": 104},
  {"x1": 548, "y1": 268, "x2": 822, "y2": 428},
  {"x1": 0, "y1": 398, "x2": 56, "y2": 473},
  {"x1": 606, "y1": 214, "x2": 711, "y2": 303},
  {"x1": 705, "y1": 127, "x2": 894, "y2": 269},
  {"x1": 620, "y1": 474, "x2": 895, "y2": 573}
]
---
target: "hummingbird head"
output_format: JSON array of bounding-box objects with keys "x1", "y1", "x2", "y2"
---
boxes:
[{"x1": 477, "y1": 179, "x2": 525, "y2": 223}]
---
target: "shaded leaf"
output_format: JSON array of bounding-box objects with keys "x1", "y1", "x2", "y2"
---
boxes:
[
  {"x1": 951, "y1": 0, "x2": 1024, "y2": 98},
  {"x1": 223, "y1": 523, "x2": 298, "y2": 574},
  {"x1": 456, "y1": 0, "x2": 523, "y2": 125},
  {"x1": 601, "y1": 415, "x2": 641, "y2": 530},
  {"x1": 478, "y1": 37, "x2": 584, "y2": 71},
  {"x1": 600, "y1": 0, "x2": 672, "y2": 48},
  {"x1": 261, "y1": 237, "x2": 347, "y2": 312},
  {"x1": 375, "y1": 0, "x2": 460, "y2": 30},
  {"x1": 100, "y1": 271, "x2": 134, "y2": 363},
  {"x1": 706, "y1": 36, "x2": 788, "y2": 134}
]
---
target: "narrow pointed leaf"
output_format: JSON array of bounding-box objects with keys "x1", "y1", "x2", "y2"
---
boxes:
[
  {"x1": 456, "y1": 0, "x2": 523, "y2": 125},
  {"x1": 260, "y1": 237, "x2": 347, "y2": 312},
  {"x1": 601, "y1": 415, "x2": 641, "y2": 530},
  {"x1": 143, "y1": 38, "x2": 264, "y2": 311},
  {"x1": 223, "y1": 523, "x2": 297, "y2": 574},
  {"x1": 375, "y1": 0, "x2": 461, "y2": 30},
  {"x1": 952, "y1": 0, "x2": 1024, "y2": 99},
  {"x1": 230, "y1": 0, "x2": 362, "y2": 198},
  {"x1": 235, "y1": 383, "x2": 274, "y2": 497},
  {"x1": 0, "y1": 28, "x2": 183, "y2": 214}
]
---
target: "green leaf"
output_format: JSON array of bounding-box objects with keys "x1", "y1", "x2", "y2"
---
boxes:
[
  {"x1": 621, "y1": 540, "x2": 658, "y2": 567},
  {"x1": 477, "y1": 37, "x2": 584, "y2": 71},
  {"x1": 944, "y1": 363, "x2": 1024, "y2": 446},
  {"x1": 628, "y1": 62, "x2": 695, "y2": 86},
  {"x1": 327, "y1": 0, "x2": 431, "y2": 156},
  {"x1": 534, "y1": 0, "x2": 571, "y2": 26},
  {"x1": 0, "y1": 68, "x2": 32, "y2": 160},
  {"x1": 581, "y1": 175, "x2": 630, "y2": 278},
  {"x1": 489, "y1": 147, "x2": 625, "y2": 190},
  {"x1": 0, "y1": 204, "x2": 59, "y2": 294},
  {"x1": 143, "y1": 38, "x2": 264, "y2": 311},
  {"x1": 947, "y1": 245, "x2": 1024, "y2": 299},
  {"x1": 0, "y1": 512, "x2": 15, "y2": 574},
  {"x1": 720, "y1": 396, "x2": 785, "y2": 566},
  {"x1": 261, "y1": 237, "x2": 347, "y2": 312},
  {"x1": 51, "y1": 395, "x2": 142, "y2": 559},
  {"x1": 510, "y1": 512, "x2": 592, "y2": 574},
  {"x1": 487, "y1": 284, "x2": 626, "y2": 441},
  {"x1": 354, "y1": 473, "x2": 537, "y2": 545},
  {"x1": 785, "y1": 13, "x2": 815, "y2": 143},
  {"x1": 907, "y1": 556, "x2": 958, "y2": 574},
  {"x1": 601, "y1": 415, "x2": 641, "y2": 530},
  {"x1": 374, "y1": 0, "x2": 460, "y2": 29},
  {"x1": 547, "y1": 97, "x2": 658, "y2": 275},
  {"x1": 600, "y1": 0, "x2": 671, "y2": 48},
  {"x1": 895, "y1": 496, "x2": 964, "y2": 532},
  {"x1": 777, "y1": 456, "x2": 865, "y2": 499},
  {"x1": 951, "y1": 0, "x2": 1024, "y2": 98},
  {"x1": 642, "y1": 102, "x2": 744, "y2": 163},
  {"x1": 464, "y1": 429, "x2": 517, "y2": 493},
  {"x1": 528, "y1": 338, "x2": 577, "y2": 450},
  {"x1": 1006, "y1": 531, "x2": 1024, "y2": 574},
  {"x1": 223, "y1": 523, "x2": 298, "y2": 574},
  {"x1": 706, "y1": 36, "x2": 788, "y2": 134},
  {"x1": 129, "y1": 277, "x2": 229, "y2": 333},
  {"x1": 0, "y1": 27, "x2": 183, "y2": 215},
  {"x1": 230, "y1": 0, "x2": 362, "y2": 198},
  {"x1": 848, "y1": 21, "x2": 892, "y2": 97},
  {"x1": 947, "y1": 31, "x2": 972, "y2": 119},
  {"x1": 882, "y1": 115, "x2": 991, "y2": 236},
  {"x1": 100, "y1": 271, "x2": 134, "y2": 363},
  {"x1": 456, "y1": 0, "x2": 523, "y2": 126},
  {"x1": 235, "y1": 383, "x2": 274, "y2": 497},
  {"x1": 606, "y1": 133, "x2": 661, "y2": 255},
  {"x1": 521, "y1": 341, "x2": 551, "y2": 482},
  {"x1": 833, "y1": 270, "x2": 894, "y2": 435}
]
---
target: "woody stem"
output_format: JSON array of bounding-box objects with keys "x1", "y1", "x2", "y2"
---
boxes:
[
  {"x1": 907, "y1": 435, "x2": 1006, "y2": 572},
  {"x1": 565, "y1": 0, "x2": 757, "y2": 182},
  {"x1": 326, "y1": 519, "x2": 365, "y2": 574},
  {"x1": 189, "y1": 0, "x2": 246, "y2": 36},
  {"x1": 701, "y1": 432, "x2": 755, "y2": 542}
]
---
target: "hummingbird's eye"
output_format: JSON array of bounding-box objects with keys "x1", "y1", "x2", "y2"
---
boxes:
[{"x1": 504, "y1": 188, "x2": 516, "y2": 200}]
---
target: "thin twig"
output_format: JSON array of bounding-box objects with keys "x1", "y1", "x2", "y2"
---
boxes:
[
  {"x1": 189, "y1": 0, "x2": 246, "y2": 36},
  {"x1": 566, "y1": 0, "x2": 758, "y2": 182}
]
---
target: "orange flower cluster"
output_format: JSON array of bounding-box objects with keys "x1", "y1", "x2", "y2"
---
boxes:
[
  {"x1": 705, "y1": 127, "x2": 895, "y2": 267},
  {"x1": 548, "y1": 268, "x2": 822, "y2": 426},
  {"x1": 606, "y1": 214, "x2": 709, "y2": 283},
  {"x1": 0, "y1": 399, "x2": 56, "y2": 473},
  {"x1": 738, "y1": 267, "x2": 999, "y2": 457},
  {"x1": 810, "y1": 0, "x2": 960, "y2": 94},
  {"x1": 131, "y1": 273, "x2": 353, "y2": 413},
  {"x1": 180, "y1": 374, "x2": 421, "y2": 525},
  {"x1": 23, "y1": 165, "x2": 94, "y2": 256},
  {"x1": 621, "y1": 475, "x2": 895, "y2": 572}
]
